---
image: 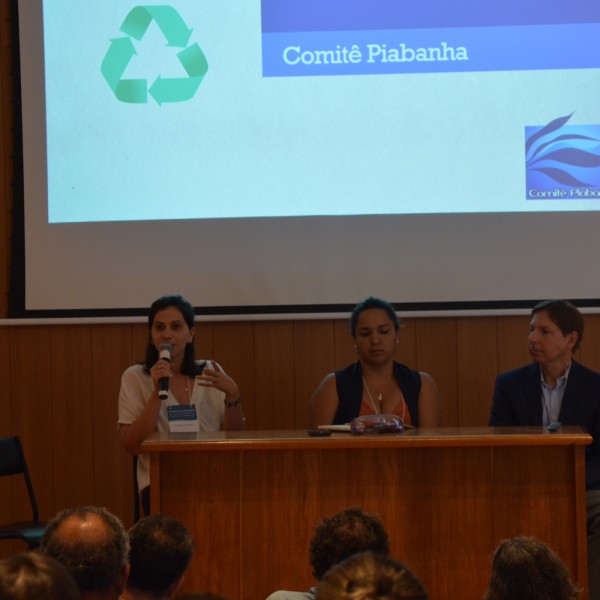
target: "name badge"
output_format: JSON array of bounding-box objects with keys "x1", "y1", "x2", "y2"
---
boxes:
[{"x1": 167, "y1": 404, "x2": 199, "y2": 433}]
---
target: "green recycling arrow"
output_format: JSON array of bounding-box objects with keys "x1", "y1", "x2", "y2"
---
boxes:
[
  {"x1": 120, "y1": 6, "x2": 193, "y2": 47},
  {"x1": 149, "y1": 76, "x2": 199, "y2": 105},
  {"x1": 101, "y1": 5, "x2": 208, "y2": 105},
  {"x1": 101, "y1": 37, "x2": 137, "y2": 91},
  {"x1": 178, "y1": 43, "x2": 208, "y2": 77}
]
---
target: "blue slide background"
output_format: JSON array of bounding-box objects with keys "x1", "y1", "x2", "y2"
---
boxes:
[{"x1": 261, "y1": 0, "x2": 600, "y2": 31}]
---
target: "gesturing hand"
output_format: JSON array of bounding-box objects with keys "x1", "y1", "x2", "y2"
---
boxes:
[{"x1": 197, "y1": 361, "x2": 240, "y2": 402}]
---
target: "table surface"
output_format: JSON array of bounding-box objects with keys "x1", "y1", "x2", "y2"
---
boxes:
[{"x1": 142, "y1": 425, "x2": 591, "y2": 451}]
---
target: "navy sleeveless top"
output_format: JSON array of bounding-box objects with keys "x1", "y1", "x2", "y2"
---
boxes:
[{"x1": 333, "y1": 361, "x2": 421, "y2": 426}]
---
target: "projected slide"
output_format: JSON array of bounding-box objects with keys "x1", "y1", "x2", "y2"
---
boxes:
[{"x1": 42, "y1": 0, "x2": 600, "y2": 223}]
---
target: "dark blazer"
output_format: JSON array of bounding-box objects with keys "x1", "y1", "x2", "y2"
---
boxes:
[{"x1": 490, "y1": 360, "x2": 600, "y2": 490}]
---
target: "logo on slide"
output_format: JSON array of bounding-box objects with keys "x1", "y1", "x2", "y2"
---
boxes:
[
  {"x1": 101, "y1": 5, "x2": 208, "y2": 105},
  {"x1": 525, "y1": 114, "x2": 600, "y2": 200}
]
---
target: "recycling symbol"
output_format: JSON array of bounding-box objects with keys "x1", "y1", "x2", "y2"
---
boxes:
[{"x1": 101, "y1": 5, "x2": 208, "y2": 105}]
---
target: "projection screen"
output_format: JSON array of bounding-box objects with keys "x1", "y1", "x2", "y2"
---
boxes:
[{"x1": 13, "y1": 0, "x2": 600, "y2": 317}]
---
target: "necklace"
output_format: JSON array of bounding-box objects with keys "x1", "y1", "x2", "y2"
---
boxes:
[
  {"x1": 173, "y1": 375, "x2": 192, "y2": 404},
  {"x1": 362, "y1": 377, "x2": 381, "y2": 414},
  {"x1": 361, "y1": 376, "x2": 407, "y2": 421},
  {"x1": 184, "y1": 376, "x2": 192, "y2": 404}
]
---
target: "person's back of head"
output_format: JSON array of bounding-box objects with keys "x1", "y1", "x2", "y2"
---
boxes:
[
  {"x1": 127, "y1": 514, "x2": 194, "y2": 599},
  {"x1": 315, "y1": 551, "x2": 428, "y2": 600},
  {"x1": 175, "y1": 594, "x2": 232, "y2": 600},
  {"x1": 39, "y1": 505, "x2": 129, "y2": 599},
  {"x1": 484, "y1": 536, "x2": 581, "y2": 600},
  {"x1": 0, "y1": 552, "x2": 81, "y2": 600},
  {"x1": 309, "y1": 507, "x2": 390, "y2": 581}
]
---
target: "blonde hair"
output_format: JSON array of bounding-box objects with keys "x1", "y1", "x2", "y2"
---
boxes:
[{"x1": 316, "y1": 551, "x2": 427, "y2": 600}]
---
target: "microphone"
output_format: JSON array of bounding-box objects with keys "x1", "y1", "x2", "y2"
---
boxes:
[{"x1": 158, "y1": 343, "x2": 172, "y2": 400}]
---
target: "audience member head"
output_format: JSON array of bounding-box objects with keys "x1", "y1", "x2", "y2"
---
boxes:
[
  {"x1": 316, "y1": 551, "x2": 428, "y2": 600},
  {"x1": 127, "y1": 514, "x2": 194, "y2": 599},
  {"x1": 349, "y1": 298, "x2": 400, "y2": 338},
  {"x1": 531, "y1": 300, "x2": 583, "y2": 352},
  {"x1": 39, "y1": 505, "x2": 129, "y2": 599},
  {"x1": 0, "y1": 552, "x2": 81, "y2": 600},
  {"x1": 144, "y1": 295, "x2": 197, "y2": 373},
  {"x1": 309, "y1": 507, "x2": 390, "y2": 581},
  {"x1": 175, "y1": 594, "x2": 232, "y2": 600},
  {"x1": 484, "y1": 536, "x2": 581, "y2": 600}
]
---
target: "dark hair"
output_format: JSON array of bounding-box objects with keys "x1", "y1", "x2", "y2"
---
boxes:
[
  {"x1": 350, "y1": 297, "x2": 401, "y2": 338},
  {"x1": 40, "y1": 506, "x2": 129, "y2": 596},
  {"x1": 143, "y1": 295, "x2": 203, "y2": 376},
  {"x1": 127, "y1": 514, "x2": 194, "y2": 597},
  {"x1": 0, "y1": 553, "x2": 81, "y2": 600},
  {"x1": 309, "y1": 507, "x2": 390, "y2": 581},
  {"x1": 484, "y1": 536, "x2": 580, "y2": 600},
  {"x1": 316, "y1": 551, "x2": 428, "y2": 600},
  {"x1": 531, "y1": 300, "x2": 584, "y2": 352}
]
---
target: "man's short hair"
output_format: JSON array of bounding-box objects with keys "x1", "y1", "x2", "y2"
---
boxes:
[
  {"x1": 532, "y1": 300, "x2": 584, "y2": 352},
  {"x1": 0, "y1": 552, "x2": 81, "y2": 600},
  {"x1": 308, "y1": 507, "x2": 390, "y2": 581},
  {"x1": 39, "y1": 506, "x2": 129, "y2": 596},
  {"x1": 127, "y1": 514, "x2": 194, "y2": 596}
]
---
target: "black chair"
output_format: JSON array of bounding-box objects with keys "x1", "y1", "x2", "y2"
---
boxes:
[{"x1": 0, "y1": 436, "x2": 46, "y2": 549}]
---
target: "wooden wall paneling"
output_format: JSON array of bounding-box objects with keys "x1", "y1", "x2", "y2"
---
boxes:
[
  {"x1": 396, "y1": 317, "x2": 417, "y2": 367},
  {"x1": 194, "y1": 320, "x2": 214, "y2": 362},
  {"x1": 253, "y1": 321, "x2": 295, "y2": 429},
  {"x1": 0, "y1": 327, "x2": 15, "y2": 557},
  {"x1": 293, "y1": 319, "x2": 336, "y2": 428},
  {"x1": 496, "y1": 314, "x2": 531, "y2": 373},
  {"x1": 8, "y1": 326, "x2": 54, "y2": 520},
  {"x1": 456, "y1": 317, "x2": 498, "y2": 425},
  {"x1": 49, "y1": 325, "x2": 95, "y2": 511},
  {"x1": 579, "y1": 313, "x2": 600, "y2": 373},
  {"x1": 130, "y1": 322, "x2": 148, "y2": 364},
  {"x1": 333, "y1": 319, "x2": 356, "y2": 369},
  {"x1": 212, "y1": 321, "x2": 255, "y2": 429},
  {"x1": 415, "y1": 317, "x2": 458, "y2": 426},
  {"x1": 0, "y1": 327, "x2": 10, "y2": 435},
  {"x1": 92, "y1": 324, "x2": 139, "y2": 525}
]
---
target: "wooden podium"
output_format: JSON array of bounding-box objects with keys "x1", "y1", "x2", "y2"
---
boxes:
[{"x1": 143, "y1": 427, "x2": 590, "y2": 600}]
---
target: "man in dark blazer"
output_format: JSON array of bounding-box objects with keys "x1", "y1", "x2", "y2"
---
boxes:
[{"x1": 489, "y1": 299, "x2": 600, "y2": 600}]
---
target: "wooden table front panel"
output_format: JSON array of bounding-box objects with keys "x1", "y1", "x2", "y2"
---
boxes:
[{"x1": 150, "y1": 440, "x2": 586, "y2": 600}]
